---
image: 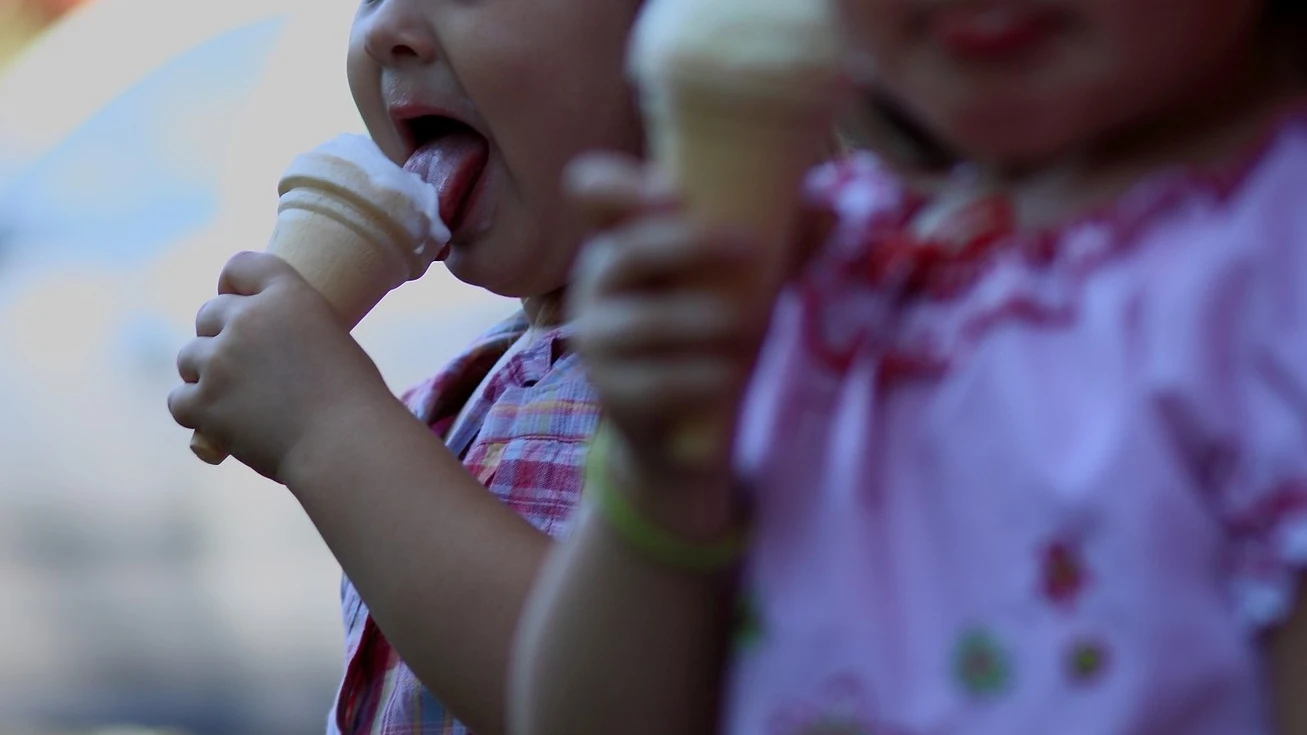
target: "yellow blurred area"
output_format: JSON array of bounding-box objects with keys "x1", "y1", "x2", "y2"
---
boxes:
[
  {"x1": 0, "y1": 0, "x2": 86, "y2": 71},
  {"x1": 0, "y1": 3, "x2": 48, "y2": 70}
]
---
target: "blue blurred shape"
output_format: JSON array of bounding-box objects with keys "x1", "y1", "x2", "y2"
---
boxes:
[{"x1": 0, "y1": 15, "x2": 288, "y2": 268}]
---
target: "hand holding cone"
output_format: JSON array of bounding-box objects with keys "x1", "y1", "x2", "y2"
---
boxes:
[
  {"x1": 189, "y1": 135, "x2": 448, "y2": 465},
  {"x1": 627, "y1": 0, "x2": 846, "y2": 463}
]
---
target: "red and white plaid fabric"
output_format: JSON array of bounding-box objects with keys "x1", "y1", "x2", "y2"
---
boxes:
[{"x1": 327, "y1": 312, "x2": 599, "y2": 734}]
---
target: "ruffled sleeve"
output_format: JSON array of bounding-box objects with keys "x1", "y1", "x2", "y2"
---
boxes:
[{"x1": 1216, "y1": 127, "x2": 1307, "y2": 629}]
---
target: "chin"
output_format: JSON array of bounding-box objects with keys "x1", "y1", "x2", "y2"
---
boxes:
[
  {"x1": 954, "y1": 133, "x2": 1074, "y2": 169},
  {"x1": 928, "y1": 102, "x2": 1084, "y2": 170},
  {"x1": 441, "y1": 246, "x2": 498, "y2": 292},
  {"x1": 440, "y1": 245, "x2": 532, "y2": 299}
]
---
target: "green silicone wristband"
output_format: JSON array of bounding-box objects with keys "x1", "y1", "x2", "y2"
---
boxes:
[{"x1": 584, "y1": 426, "x2": 748, "y2": 573}]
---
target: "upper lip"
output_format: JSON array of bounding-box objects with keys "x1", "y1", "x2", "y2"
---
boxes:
[{"x1": 388, "y1": 103, "x2": 482, "y2": 159}]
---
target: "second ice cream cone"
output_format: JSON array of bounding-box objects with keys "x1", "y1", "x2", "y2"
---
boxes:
[
  {"x1": 648, "y1": 95, "x2": 833, "y2": 463},
  {"x1": 629, "y1": 0, "x2": 844, "y2": 465}
]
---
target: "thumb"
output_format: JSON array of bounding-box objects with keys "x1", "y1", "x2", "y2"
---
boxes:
[{"x1": 217, "y1": 251, "x2": 297, "y2": 296}]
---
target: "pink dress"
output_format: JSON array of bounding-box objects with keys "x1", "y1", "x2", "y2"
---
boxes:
[{"x1": 725, "y1": 106, "x2": 1307, "y2": 735}]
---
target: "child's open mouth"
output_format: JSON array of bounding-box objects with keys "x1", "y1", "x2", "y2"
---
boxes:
[{"x1": 400, "y1": 115, "x2": 490, "y2": 240}]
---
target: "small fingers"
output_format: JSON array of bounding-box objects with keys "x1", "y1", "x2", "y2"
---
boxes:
[
  {"x1": 599, "y1": 358, "x2": 742, "y2": 418},
  {"x1": 577, "y1": 218, "x2": 755, "y2": 297},
  {"x1": 575, "y1": 294, "x2": 763, "y2": 359},
  {"x1": 217, "y1": 251, "x2": 296, "y2": 296},
  {"x1": 175, "y1": 337, "x2": 215, "y2": 385},
  {"x1": 168, "y1": 383, "x2": 231, "y2": 460},
  {"x1": 564, "y1": 152, "x2": 676, "y2": 233},
  {"x1": 194, "y1": 294, "x2": 241, "y2": 338},
  {"x1": 167, "y1": 381, "x2": 202, "y2": 430}
]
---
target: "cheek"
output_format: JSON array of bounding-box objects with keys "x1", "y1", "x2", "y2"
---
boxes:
[
  {"x1": 345, "y1": 38, "x2": 402, "y2": 162},
  {"x1": 835, "y1": 0, "x2": 909, "y2": 53},
  {"x1": 1093, "y1": 0, "x2": 1263, "y2": 99},
  {"x1": 473, "y1": 13, "x2": 643, "y2": 183},
  {"x1": 1090, "y1": 0, "x2": 1262, "y2": 64},
  {"x1": 835, "y1": 0, "x2": 873, "y2": 44}
]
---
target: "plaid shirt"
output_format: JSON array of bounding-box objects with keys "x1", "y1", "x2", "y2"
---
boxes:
[{"x1": 326, "y1": 312, "x2": 599, "y2": 735}]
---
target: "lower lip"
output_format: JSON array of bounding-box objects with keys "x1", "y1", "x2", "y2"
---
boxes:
[{"x1": 930, "y1": 5, "x2": 1062, "y2": 60}]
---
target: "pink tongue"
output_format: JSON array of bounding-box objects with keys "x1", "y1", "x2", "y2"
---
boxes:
[{"x1": 403, "y1": 131, "x2": 490, "y2": 231}]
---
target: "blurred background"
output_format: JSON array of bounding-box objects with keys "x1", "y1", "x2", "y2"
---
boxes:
[{"x1": 0, "y1": 0, "x2": 513, "y2": 733}]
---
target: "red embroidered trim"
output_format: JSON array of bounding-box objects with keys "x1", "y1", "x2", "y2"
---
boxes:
[{"x1": 799, "y1": 100, "x2": 1307, "y2": 381}]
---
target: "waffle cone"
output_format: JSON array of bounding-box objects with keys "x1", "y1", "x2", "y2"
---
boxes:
[
  {"x1": 648, "y1": 92, "x2": 831, "y2": 281},
  {"x1": 267, "y1": 187, "x2": 417, "y2": 330},
  {"x1": 189, "y1": 154, "x2": 432, "y2": 466},
  {"x1": 647, "y1": 91, "x2": 834, "y2": 463}
]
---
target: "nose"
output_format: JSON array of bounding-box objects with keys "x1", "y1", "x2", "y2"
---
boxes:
[{"x1": 360, "y1": 0, "x2": 439, "y2": 66}]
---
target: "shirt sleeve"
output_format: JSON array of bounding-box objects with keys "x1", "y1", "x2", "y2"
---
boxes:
[{"x1": 1219, "y1": 156, "x2": 1307, "y2": 630}]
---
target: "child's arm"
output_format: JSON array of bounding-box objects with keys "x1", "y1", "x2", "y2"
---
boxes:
[
  {"x1": 168, "y1": 254, "x2": 551, "y2": 735},
  {"x1": 512, "y1": 494, "x2": 735, "y2": 735},
  {"x1": 510, "y1": 153, "x2": 775, "y2": 734},
  {"x1": 1270, "y1": 584, "x2": 1307, "y2": 733},
  {"x1": 281, "y1": 396, "x2": 551, "y2": 735}
]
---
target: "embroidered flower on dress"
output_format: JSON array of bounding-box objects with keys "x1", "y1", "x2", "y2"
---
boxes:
[
  {"x1": 952, "y1": 628, "x2": 1011, "y2": 698},
  {"x1": 798, "y1": 116, "x2": 1307, "y2": 383},
  {"x1": 1066, "y1": 638, "x2": 1110, "y2": 684},
  {"x1": 1041, "y1": 540, "x2": 1089, "y2": 609}
]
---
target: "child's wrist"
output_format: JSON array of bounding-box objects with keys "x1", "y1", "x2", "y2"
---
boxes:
[
  {"x1": 277, "y1": 392, "x2": 409, "y2": 489},
  {"x1": 612, "y1": 428, "x2": 740, "y2": 537},
  {"x1": 587, "y1": 424, "x2": 748, "y2": 572}
]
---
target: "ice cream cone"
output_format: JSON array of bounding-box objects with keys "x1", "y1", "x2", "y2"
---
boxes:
[
  {"x1": 629, "y1": 0, "x2": 845, "y2": 463},
  {"x1": 190, "y1": 135, "x2": 446, "y2": 466},
  {"x1": 267, "y1": 153, "x2": 437, "y2": 327},
  {"x1": 646, "y1": 90, "x2": 836, "y2": 276}
]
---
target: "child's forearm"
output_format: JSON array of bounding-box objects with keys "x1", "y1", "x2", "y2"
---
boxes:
[
  {"x1": 510, "y1": 507, "x2": 733, "y2": 735},
  {"x1": 280, "y1": 396, "x2": 550, "y2": 735}
]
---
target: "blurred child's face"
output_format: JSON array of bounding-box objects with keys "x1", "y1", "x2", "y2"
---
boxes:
[
  {"x1": 838, "y1": 0, "x2": 1267, "y2": 166},
  {"x1": 348, "y1": 0, "x2": 644, "y2": 300}
]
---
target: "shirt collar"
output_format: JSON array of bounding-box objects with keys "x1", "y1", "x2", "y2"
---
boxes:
[{"x1": 403, "y1": 311, "x2": 577, "y2": 426}]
